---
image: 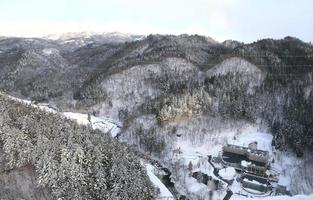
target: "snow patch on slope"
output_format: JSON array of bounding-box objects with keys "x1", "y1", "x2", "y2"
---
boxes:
[
  {"x1": 208, "y1": 57, "x2": 263, "y2": 76},
  {"x1": 207, "y1": 57, "x2": 264, "y2": 94},
  {"x1": 63, "y1": 112, "x2": 121, "y2": 137},
  {"x1": 304, "y1": 86, "x2": 313, "y2": 99},
  {"x1": 97, "y1": 58, "x2": 199, "y2": 119},
  {"x1": 6, "y1": 94, "x2": 121, "y2": 138},
  {"x1": 42, "y1": 48, "x2": 58, "y2": 55}
]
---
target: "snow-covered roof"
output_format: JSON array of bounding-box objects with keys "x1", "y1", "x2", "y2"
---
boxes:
[
  {"x1": 242, "y1": 178, "x2": 268, "y2": 187},
  {"x1": 241, "y1": 160, "x2": 252, "y2": 167}
]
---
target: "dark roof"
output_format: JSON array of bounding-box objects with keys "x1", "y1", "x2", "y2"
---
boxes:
[
  {"x1": 222, "y1": 152, "x2": 267, "y2": 167},
  {"x1": 225, "y1": 144, "x2": 269, "y2": 157},
  {"x1": 242, "y1": 173, "x2": 269, "y2": 185}
]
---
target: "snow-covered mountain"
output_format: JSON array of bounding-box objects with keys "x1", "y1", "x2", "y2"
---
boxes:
[
  {"x1": 46, "y1": 31, "x2": 144, "y2": 41},
  {"x1": 45, "y1": 31, "x2": 145, "y2": 48},
  {"x1": 0, "y1": 33, "x2": 313, "y2": 199}
]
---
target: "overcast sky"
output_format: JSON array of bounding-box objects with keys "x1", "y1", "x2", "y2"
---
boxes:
[{"x1": 0, "y1": 0, "x2": 312, "y2": 42}]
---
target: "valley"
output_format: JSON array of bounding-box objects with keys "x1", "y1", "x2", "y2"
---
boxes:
[
  {"x1": 0, "y1": 33, "x2": 313, "y2": 199},
  {"x1": 11, "y1": 96, "x2": 313, "y2": 200}
]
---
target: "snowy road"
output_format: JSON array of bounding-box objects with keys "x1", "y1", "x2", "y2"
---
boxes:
[{"x1": 145, "y1": 163, "x2": 175, "y2": 200}]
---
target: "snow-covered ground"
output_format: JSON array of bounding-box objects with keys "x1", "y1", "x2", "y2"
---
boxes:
[
  {"x1": 63, "y1": 112, "x2": 121, "y2": 138},
  {"x1": 219, "y1": 167, "x2": 236, "y2": 181},
  {"x1": 145, "y1": 163, "x2": 174, "y2": 200},
  {"x1": 5, "y1": 94, "x2": 121, "y2": 138},
  {"x1": 42, "y1": 48, "x2": 59, "y2": 55},
  {"x1": 7, "y1": 94, "x2": 32, "y2": 105},
  {"x1": 231, "y1": 193, "x2": 313, "y2": 200},
  {"x1": 4, "y1": 94, "x2": 313, "y2": 199},
  {"x1": 161, "y1": 118, "x2": 313, "y2": 200}
]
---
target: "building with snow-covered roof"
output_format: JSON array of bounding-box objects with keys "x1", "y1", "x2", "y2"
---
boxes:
[
  {"x1": 221, "y1": 143, "x2": 270, "y2": 177},
  {"x1": 241, "y1": 173, "x2": 270, "y2": 193}
]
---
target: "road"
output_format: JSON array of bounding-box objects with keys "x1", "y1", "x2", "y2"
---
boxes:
[{"x1": 208, "y1": 155, "x2": 233, "y2": 200}]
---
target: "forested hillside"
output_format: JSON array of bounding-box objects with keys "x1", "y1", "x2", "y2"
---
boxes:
[
  {"x1": 1, "y1": 34, "x2": 313, "y2": 199},
  {"x1": 0, "y1": 92, "x2": 154, "y2": 199},
  {"x1": 71, "y1": 35, "x2": 313, "y2": 156}
]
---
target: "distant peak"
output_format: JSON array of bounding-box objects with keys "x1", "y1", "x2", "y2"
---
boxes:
[
  {"x1": 44, "y1": 31, "x2": 97, "y2": 40},
  {"x1": 44, "y1": 31, "x2": 145, "y2": 41}
]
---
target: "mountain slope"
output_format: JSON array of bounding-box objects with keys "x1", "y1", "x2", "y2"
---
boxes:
[
  {"x1": 0, "y1": 92, "x2": 154, "y2": 199},
  {"x1": 0, "y1": 34, "x2": 130, "y2": 103},
  {"x1": 0, "y1": 34, "x2": 313, "y2": 199},
  {"x1": 0, "y1": 34, "x2": 312, "y2": 154},
  {"x1": 70, "y1": 35, "x2": 313, "y2": 156}
]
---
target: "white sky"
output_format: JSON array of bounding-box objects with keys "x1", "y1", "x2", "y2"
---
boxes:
[{"x1": 0, "y1": 0, "x2": 312, "y2": 42}]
